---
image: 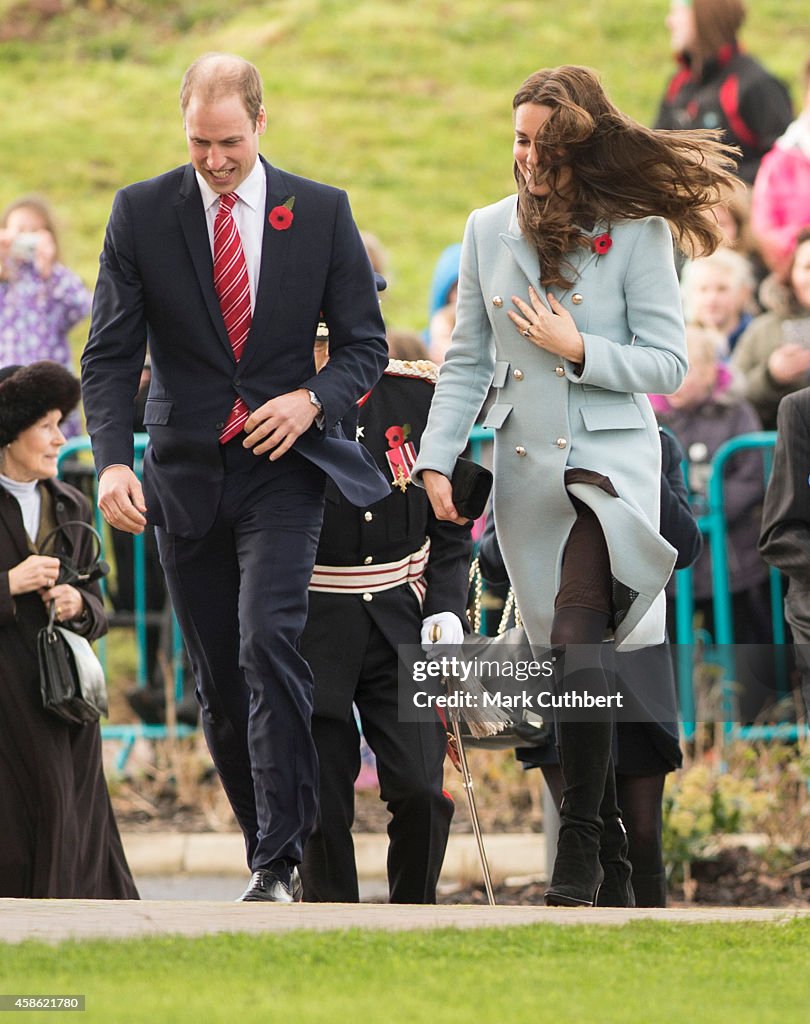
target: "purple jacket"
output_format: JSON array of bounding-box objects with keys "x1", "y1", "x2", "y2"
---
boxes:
[{"x1": 0, "y1": 261, "x2": 91, "y2": 369}]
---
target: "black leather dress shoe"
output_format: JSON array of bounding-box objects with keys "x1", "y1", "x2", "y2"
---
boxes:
[{"x1": 237, "y1": 864, "x2": 303, "y2": 903}]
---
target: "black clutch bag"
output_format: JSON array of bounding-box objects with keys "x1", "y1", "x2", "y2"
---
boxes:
[{"x1": 450, "y1": 457, "x2": 493, "y2": 520}]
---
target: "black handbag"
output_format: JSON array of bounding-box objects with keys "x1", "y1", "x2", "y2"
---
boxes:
[
  {"x1": 443, "y1": 559, "x2": 554, "y2": 751},
  {"x1": 446, "y1": 628, "x2": 554, "y2": 751},
  {"x1": 450, "y1": 457, "x2": 493, "y2": 520},
  {"x1": 36, "y1": 521, "x2": 109, "y2": 725},
  {"x1": 38, "y1": 603, "x2": 108, "y2": 724}
]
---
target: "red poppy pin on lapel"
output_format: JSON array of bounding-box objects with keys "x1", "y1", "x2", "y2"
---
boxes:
[
  {"x1": 592, "y1": 232, "x2": 612, "y2": 255},
  {"x1": 269, "y1": 196, "x2": 295, "y2": 230}
]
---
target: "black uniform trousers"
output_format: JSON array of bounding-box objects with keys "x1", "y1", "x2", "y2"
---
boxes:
[
  {"x1": 300, "y1": 617, "x2": 453, "y2": 903},
  {"x1": 156, "y1": 440, "x2": 326, "y2": 870}
]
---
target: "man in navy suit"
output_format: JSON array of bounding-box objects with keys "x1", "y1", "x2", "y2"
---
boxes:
[{"x1": 81, "y1": 53, "x2": 388, "y2": 902}]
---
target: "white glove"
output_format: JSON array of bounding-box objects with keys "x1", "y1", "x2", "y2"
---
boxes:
[{"x1": 420, "y1": 611, "x2": 465, "y2": 652}]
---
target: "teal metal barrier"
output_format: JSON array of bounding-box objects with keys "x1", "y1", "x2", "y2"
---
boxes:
[
  {"x1": 65, "y1": 422, "x2": 801, "y2": 761},
  {"x1": 704, "y1": 433, "x2": 776, "y2": 645},
  {"x1": 467, "y1": 423, "x2": 492, "y2": 466},
  {"x1": 57, "y1": 435, "x2": 193, "y2": 770},
  {"x1": 673, "y1": 431, "x2": 804, "y2": 744}
]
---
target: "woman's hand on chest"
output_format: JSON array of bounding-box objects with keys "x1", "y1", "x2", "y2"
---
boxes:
[{"x1": 507, "y1": 285, "x2": 585, "y2": 363}]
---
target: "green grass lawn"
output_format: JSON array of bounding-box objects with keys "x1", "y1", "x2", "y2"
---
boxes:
[
  {"x1": 2, "y1": 921, "x2": 809, "y2": 1023},
  {"x1": 2, "y1": 0, "x2": 808, "y2": 333}
]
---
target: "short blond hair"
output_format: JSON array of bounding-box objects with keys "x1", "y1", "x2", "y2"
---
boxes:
[
  {"x1": 681, "y1": 249, "x2": 755, "y2": 320},
  {"x1": 180, "y1": 53, "x2": 263, "y2": 126}
]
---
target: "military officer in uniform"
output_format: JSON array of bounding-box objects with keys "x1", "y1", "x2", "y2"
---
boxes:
[{"x1": 300, "y1": 347, "x2": 473, "y2": 903}]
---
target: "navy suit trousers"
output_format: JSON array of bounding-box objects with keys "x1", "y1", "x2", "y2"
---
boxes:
[{"x1": 156, "y1": 441, "x2": 326, "y2": 869}]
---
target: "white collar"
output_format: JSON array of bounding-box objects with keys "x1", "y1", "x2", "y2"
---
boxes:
[
  {"x1": 776, "y1": 115, "x2": 810, "y2": 160},
  {"x1": 0, "y1": 473, "x2": 39, "y2": 497},
  {"x1": 195, "y1": 157, "x2": 265, "y2": 213}
]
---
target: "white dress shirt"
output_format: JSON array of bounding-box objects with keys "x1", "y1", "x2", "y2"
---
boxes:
[{"x1": 195, "y1": 158, "x2": 267, "y2": 311}]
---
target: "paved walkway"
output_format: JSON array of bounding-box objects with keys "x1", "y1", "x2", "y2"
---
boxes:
[
  {"x1": 2, "y1": 899, "x2": 809, "y2": 944},
  {"x1": 121, "y1": 831, "x2": 542, "y2": 880},
  {"x1": 6, "y1": 831, "x2": 806, "y2": 944}
]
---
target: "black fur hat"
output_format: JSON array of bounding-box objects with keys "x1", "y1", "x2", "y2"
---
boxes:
[{"x1": 0, "y1": 361, "x2": 81, "y2": 446}]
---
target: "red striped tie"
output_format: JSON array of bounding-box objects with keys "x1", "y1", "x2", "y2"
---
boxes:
[{"x1": 214, "y1": 192, "x2": 252, "y2": 444}]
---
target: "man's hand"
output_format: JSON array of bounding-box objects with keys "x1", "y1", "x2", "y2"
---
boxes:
[
  {"x1": 243, "y1": 389, "x2": 319, "y2": 461},
  {"x1": 422, "y1": 469, "x2": 468, "y2": 525},
  {"x1": 421, "y1": 611, "x2": 465, "y2": 652},
  {"x1": 98, "y1": 465, "x2": 147, "y2": 534}
]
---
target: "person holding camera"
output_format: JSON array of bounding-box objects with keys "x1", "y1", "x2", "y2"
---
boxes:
[
  {"x1": 0, "y1": 361, "x2": 138, "y2": 899},
  {"x1": 0, "y1": 198, "x2": 92, "y2": 421}
]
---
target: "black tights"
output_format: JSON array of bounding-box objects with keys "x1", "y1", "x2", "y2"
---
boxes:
[
  {"x1": 550, "y1": 605, "x2": 610, "y2": 649},
  {"x1": 617, "y1": 773, "x2": 665, "y2": 879}
]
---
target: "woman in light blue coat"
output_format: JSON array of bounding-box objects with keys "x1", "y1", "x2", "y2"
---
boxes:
[{"x1": 414, "y1": 66, "x2": 737, "y2": 907}]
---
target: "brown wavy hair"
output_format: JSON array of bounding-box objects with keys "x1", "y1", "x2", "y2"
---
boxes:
[
  {"x1": 690, "y1": 0, "x2": 746, "y2": 68},
  {"x1": 512, "y1": 66, "x2": 740, "y2": 288}
]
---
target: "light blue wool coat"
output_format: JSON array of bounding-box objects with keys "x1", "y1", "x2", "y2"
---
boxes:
[{"x1": 412, "y1": 196, "x2": 688, "y2": 649}]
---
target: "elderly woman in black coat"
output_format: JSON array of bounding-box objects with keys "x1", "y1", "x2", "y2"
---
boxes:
[{"x1": 0, "y1": 361, "x2": 138, "y2": 898}]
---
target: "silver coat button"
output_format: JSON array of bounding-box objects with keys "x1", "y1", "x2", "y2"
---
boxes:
[
  {"x1": 556, "y1": 437, "x2": 568, "y2": 449},
  {"x1": 572, "y1": 293, "x2": 583, "y2": 305},
  {"x1": 364, "y1": 556, "x2": 373, "y2": 565},
  {"x1": 512, "y1": 369, "x2": 524, "y2": 381},
  {"x1": 515, "y1": 446, "x2": 526, "y2": 456},
  {"x1": 555, "y1": 366, "x2": 565, "y2": 377},
  {"x1": 492, "y1": 295, "x2": 504, "y2": 308},
  {"x1": 363, "y1": 593, "x2": 373, "y2": 602},
  {"x1": 363, "y1": 511, "x2": 373, "y2": 522}
]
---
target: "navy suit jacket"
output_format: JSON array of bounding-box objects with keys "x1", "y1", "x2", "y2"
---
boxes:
[{"x1": 82, "y1": 157, "x2": 389, "y2": 538}]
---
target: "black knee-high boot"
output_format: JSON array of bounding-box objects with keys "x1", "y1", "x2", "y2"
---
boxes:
[
  {"x1": 544, "y1": 715, "x2": 612, "y2": 907},
  {"x1": 543, "y1": 608, "x2": 614, "y2": 908},
  {"x1": 594, "y1": 762, "x2": 635, "y2": 907},
  {"x1": 539, "y1": 754, "x2": 635, "y2": 906}
]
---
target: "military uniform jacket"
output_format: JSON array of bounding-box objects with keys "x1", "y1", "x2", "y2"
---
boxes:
[{"x1": 301, "y1": 360, "x2": 473, "y2": 719}]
